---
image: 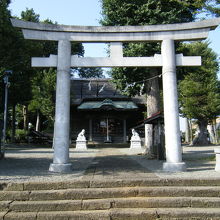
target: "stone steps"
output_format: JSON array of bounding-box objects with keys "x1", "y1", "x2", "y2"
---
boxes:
[
  {"x1": 2, "y1": 178, "x2": 220, "y2": 191},
  {"x1": 1, "y1": 197, "x2": 220, "y2": 213},
  {"x1": 1, "y1": 186, "x2": 220, "y2": 201},
  {"x1": 1, "y1": 179, "x2": 220, "y2": 219},
  {"x1": 2, "y1": 208, "x2": 220, "y2": 220}
]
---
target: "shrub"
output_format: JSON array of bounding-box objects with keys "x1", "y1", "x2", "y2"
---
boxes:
[{"x1": 15, "y1": 129, "x2": 28, "y2": 143}]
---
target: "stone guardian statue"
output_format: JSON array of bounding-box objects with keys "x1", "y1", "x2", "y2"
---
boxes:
[
  {"x1": 76, "y1": 129, "x2": 87, "y2": 150},
  {"x1": 130, "y1": 129, "x2": 142, "y2": 149}
]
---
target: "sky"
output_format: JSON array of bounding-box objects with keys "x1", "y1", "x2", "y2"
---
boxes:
[
  {"x1": 9, "y1": 0, "x2": 108, "y2": 57},
  {"x1": 9, "y1": 0, "x2": 220, "y2": 131},
  {"x1": 9, "y1": 0, "x2": 220, "y2": 58}
]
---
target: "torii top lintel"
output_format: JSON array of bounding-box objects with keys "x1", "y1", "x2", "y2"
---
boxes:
[{"x1": 11, "y1": 18, "x2": 220, "y2": 42}]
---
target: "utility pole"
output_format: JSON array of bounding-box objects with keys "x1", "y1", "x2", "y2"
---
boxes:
[{"x1": 0, "y1": 70, "x2": 12, "y2": 159}]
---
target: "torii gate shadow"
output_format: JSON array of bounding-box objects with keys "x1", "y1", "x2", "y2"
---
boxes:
[{"x1": 0, "y1": 144, "x2": 218, "y2": 181}]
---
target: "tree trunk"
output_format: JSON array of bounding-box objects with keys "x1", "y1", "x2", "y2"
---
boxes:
[
  {"x1": 185, "y1": 118, "x2": 190, "y2": 143},
  {"x1": 36, "y1": 110, "x2": 40, "y2": 132},
  {"x1": 144, "y1": 69, "x2": 160, "y2": 157},
  {"x1": 23, "y1": 105, "x2": 28, "y2": 131},
  {"x1": 11, "y1": 104, "x2": 16, "y2": 143},
  {"x1": 214, "y1": 120, "x2": 219, "y2": 144},
  {"x1": 145, "y1": 124, "x2": 153, "y2": 153},
  {"x1": 207, "y1": 123, "x2": 215, "y2": 144},
  {"x1": 194, "y1": 120, "x2": 209, "y2": 145},
  {"x1": 189, "y1": 119, "x2": 193, "y2": 145},
  {"x1": 213, "y1": 120, "x2": 218, "y2": 144},
  {"x1": 208, "y1": 121, "x2": 218, "y2": 144}
]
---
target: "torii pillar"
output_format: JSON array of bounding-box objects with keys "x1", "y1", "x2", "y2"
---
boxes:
[
  {"x1": 49, "y1": 40, "x2": 72, "y2": 172},
  {"x1": 11, "y1": 18, "x2": 220, "y2": 173},
  {"x1": 162, "y1": 39, "x2": 185, "y2": 171}
]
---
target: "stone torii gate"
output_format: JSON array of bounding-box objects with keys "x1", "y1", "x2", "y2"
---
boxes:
[{"x1": 11, "y1": 18, "x2": 220, "y2": 173}]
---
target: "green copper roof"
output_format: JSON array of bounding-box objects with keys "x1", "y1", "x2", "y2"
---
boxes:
[{"x1": 78, "y1": 99, "x2": 138, "y2": 110}]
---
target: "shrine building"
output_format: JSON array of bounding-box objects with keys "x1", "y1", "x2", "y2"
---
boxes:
[{"x1": 70, "y1": 78, "x2": 146, "y2": 143}]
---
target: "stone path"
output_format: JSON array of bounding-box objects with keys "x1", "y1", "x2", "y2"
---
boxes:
[
  {"x1": 83, "y1": 150, "x2": 156, "y2": 180},
  {"x1": 0, "y1": 144, "x2": 219, "y2": 183}
]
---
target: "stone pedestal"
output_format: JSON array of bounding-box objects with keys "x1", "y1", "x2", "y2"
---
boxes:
[
  {"x1": 214, "y1": 147, "x2": 220, "y2": 171},
  {"x1": 130, "y1": 140, "x2": 142, "y2": 149},
  {"x1": 163, "y1": 162, "x2": 186, "y2": 172},
  {"x1": 76, "y1": 140, "x2": 87, "y2": 150},
  {"x1": 49, "y1": 163, "x2": 72, "y2": 173}
]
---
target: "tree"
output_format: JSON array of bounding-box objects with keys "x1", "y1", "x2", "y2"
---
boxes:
[
  {"x1": 0, "y1": 0, "x2": 22, "y2": 104},
  {"x1": 100, "y1": 0, "x2": 215, "y2": 95},
  {"x1": 10, "y1": 9, "x2": 41, "y2": 131},
  {"x1": 0, "y1": 0, "x2": 22, "y2": 72},
  {"x1": 179, "y1": 41, "x2": 220, "y2": 145},
  {"x1": 201, "y1": 0, "x2": 220, "y2": 16},
  {"x1": 29, "y1": 68, "x2": 56, "y2": 131},
  {"x1": 18, "y1": 9, "x2": 84, "y2": 132},
  {"x1": 100, "y1": 0, "x2": 209, "y2": 156},
  {"x1": 0, "y1": 5, "x2": 84, "y2": 137},
  {"x1": 0, "y1": 0, "x2": 31, "y2": 139}
]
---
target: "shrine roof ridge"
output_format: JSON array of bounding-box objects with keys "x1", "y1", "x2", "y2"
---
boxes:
[
  {"x1": 71, "y1": 78, "x2": 111, "y2": 81},
  {"x1": 11, "y1": 18, "x2": 220, "y2": 33}
]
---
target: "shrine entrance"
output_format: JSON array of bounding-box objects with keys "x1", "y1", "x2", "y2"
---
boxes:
[
  {"x1": 11, "y1": 18, "x2": 220, "y2": 173},
  {"x1": 93, "y1": 117, "x2": 123, "y2": 143}
]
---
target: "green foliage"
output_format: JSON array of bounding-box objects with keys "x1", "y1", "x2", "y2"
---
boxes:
[
  {"x1": 101, "y1": 0, "x2": 220, "y2": 25},
  {"x1": 179, "y1": 41, "x2": 220, "y2": 122},
  {"x1": 21, "y1": 8, "x2": 40, "y2": 22},
  {"x1": 0, "y1": 0, "x2": 21, "y2": 70},
  {"x1": 0, "y1": 5, "x2": 84, "y2": 131},
  {"x1": 101, "y1": 0, "x2": 198, "y2": 26},
  {"x1": 201, "y1": 0, "x2": 220, "y2": 17},
  {"x1": 12, "y1": 104, "x2": 24, "y2": 127},
  {"x1": 29, "y1": 68, "x2": 56, "y2": 123},
  {"x1": 0, "y1": 0, "x2": 25, "y2": 115},
  {"x1": 15, "y1": 129, "x2": 28, "y2": 142},
  {"x1": 6, "y1": 7, "x2": 42, "y2": 107},
  {"x1": 100, "y1": 0, "x2": 208, "y2": 96},
  {"x1": 20, "y1": 8, "x2": 83, "y2": 130},
  {"x1": 100, "y1": 0, "x2": 220, "y2": 97},
  {"x1": 0, "y1": 0, "x2": 17, "y2": 66}
]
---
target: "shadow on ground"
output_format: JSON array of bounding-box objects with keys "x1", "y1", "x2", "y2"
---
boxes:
[{"x1": 0, "y1": 144, "x2": 218, "y2": 181}]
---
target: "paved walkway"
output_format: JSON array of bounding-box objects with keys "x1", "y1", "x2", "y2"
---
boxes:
[{"x1": 0, "y1": 144, "x2": 219, "y2": 182}]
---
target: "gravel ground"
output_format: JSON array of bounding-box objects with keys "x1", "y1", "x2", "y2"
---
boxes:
[
  {"x1": 134, "y1": 145, "x2": 219, "y2": 179},
  {"x1": 0, "y1": 143, "x2": 219, "y2": 183}
]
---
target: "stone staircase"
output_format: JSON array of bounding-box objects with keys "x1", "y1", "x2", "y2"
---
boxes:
[{"x1": 1, "y1": 178, "x2": 220, "y2": 219}]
